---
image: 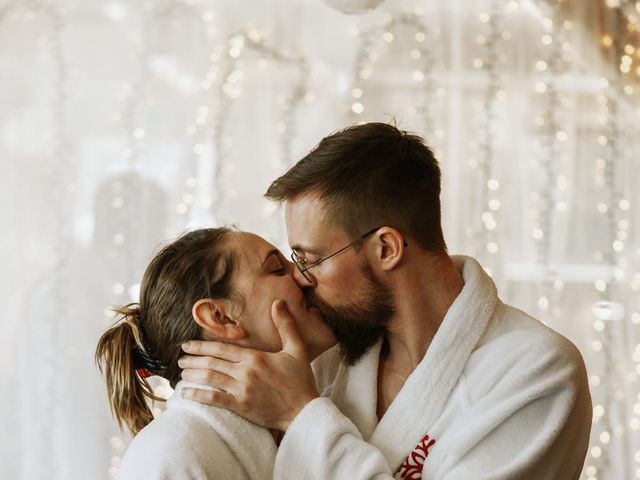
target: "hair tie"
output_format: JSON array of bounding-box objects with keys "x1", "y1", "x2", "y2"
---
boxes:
[
  {"x1": 136, "y1": 368, "x2": 153, "y2": 378},
  {"x1": 123, "y1": 313, "x2": 167, "y2": 376}
]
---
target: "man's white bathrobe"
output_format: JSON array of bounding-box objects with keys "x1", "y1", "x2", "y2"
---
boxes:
[
  {"x1": 115, "y1": 382, "x2": 276, "y2": 479},
  {"x1": 274, "y1": 256, "x2": 592, "y2": 480}
]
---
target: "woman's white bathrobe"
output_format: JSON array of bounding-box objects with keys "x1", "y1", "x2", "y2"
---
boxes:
[
  {"x1": 274, "y1": 256, "x2": 592, "y2": 480},
  {"x1": 115, "y1": 382, "x2": 276, "y2": 480}
]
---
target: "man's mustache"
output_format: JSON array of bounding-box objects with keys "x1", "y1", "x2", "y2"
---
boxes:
[
  {"x1": 303, "y1": 287, "x2": 333, "y2": 318},
  {"x1": 303, "y1": 287, "x2": 319, "y2": 308}
]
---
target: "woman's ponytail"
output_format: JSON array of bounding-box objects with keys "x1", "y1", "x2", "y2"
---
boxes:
[
  {"x1": 95, "y1": 228, "x2": 236, "y2": 436},
  {"x1": 95, "y1": 303, "x2": 164, "y2": 436}
]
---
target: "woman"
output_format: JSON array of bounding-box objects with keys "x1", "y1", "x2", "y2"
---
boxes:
[{"x1": 95, "y1": 227, "x2": 336, "y2": 479}]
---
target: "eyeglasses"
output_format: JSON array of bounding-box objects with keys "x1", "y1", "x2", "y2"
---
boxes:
[{"x1": 290, "y1": 227, "x2": 381, "y2": 282}]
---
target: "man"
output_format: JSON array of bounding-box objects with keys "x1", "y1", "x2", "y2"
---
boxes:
[{"x1": 179, "y1": 122, "x2": 592, "y2": 479}]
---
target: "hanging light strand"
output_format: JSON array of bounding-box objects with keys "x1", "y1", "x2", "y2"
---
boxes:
[
  {"x1": 349, "y1": 10, "x2": 437, "y2": 135},
  {"x1": 531, "y1": 2, "x2": 569, "y2": 324},
  {"x1": 473, "y1": 0, "x2": 506, "y2": 277},
  {"x1": 208, "y1": 29, "x2": 310, "y2": 229}
]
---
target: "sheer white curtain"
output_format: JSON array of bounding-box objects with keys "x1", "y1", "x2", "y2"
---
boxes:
[{"x1": 1, "y1": 0, "x2": 638, "y2": 478}]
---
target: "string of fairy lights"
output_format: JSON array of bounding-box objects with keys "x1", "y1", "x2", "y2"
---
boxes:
[
  {"x1": 107, "y1": 3, "x2": 150, "y2": 475},
  {"x1": 348, "y1": 8, "x2": 436, "y2": 135},
  {"x1": 0, "y1": 2, "x2": 74, "y2": 478},
  {"x1": 587, "y1": 2, "x2": 638, "y2": 479},
  {"x1": 206, "y1": 29, "x2": 310, "y2": 228},
  {"x1": 530, "y1": 0, "x2": 570, "y2": 324},
  {"x1": 2, "y1": 1, "x2": 79, "y2": 477},
  {"x1": 588, "y1": 24, "x2": 620, "y2": 480},
  {"x1": 158, "y1": 9, "x2": 312, "y2": 235},
  {"x1": 597, "y1": 13, "x2": 640, "y2": 478},
  {"x1": 47, "y1": 5, "x2": 72, "y2": 477},
  {"x1": 471, "y1": 0, "x2": 506, "y2": 277}
]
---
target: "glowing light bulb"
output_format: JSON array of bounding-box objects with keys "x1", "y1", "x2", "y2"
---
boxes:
[{"x1": 352, "y1": 102, "x2": 364, "y2": 114}]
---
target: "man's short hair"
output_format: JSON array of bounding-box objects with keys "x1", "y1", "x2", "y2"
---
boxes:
[{"x1": 265, "y1": 122, "x2": 446, "y2": 252}]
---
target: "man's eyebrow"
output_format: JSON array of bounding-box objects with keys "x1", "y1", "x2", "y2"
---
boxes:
[
  {"x1": 261, "y1": 249, "x2": 280, "y2": 266},
  {"x1": 290, "y1": 244, "x2": 321, "y2": 255}
]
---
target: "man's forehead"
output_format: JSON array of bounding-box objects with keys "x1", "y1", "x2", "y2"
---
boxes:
[
  {"x1": 284, "y1": 194, "x2": 340, "y2": 251},
  {"x1": 285, "y1": 193, "x2": 326, "y2": 225}
]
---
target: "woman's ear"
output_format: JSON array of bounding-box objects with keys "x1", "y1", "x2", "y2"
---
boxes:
[{"x1": 192, "y1": 299, "x2": 246, "y2": 341}]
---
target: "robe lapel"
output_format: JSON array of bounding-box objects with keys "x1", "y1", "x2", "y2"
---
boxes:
[
  {"x1": 172, "y1": 382, "x2": 277, "y2": 480},
  {"x1": 329, "y1": 340, "x2": 382, "y2": 440},
  {"x1": 369, "y1": 256, "x2": 498, "y2": 471}
]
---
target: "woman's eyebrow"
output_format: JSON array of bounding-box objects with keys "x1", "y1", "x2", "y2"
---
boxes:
[{"x1": 261, "y1": 249, "x2": 280, "y2": 266}]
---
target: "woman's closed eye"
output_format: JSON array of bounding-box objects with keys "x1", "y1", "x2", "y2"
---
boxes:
[{"x1": 266, "y1": 255, "x2": 288, "y2": 275}]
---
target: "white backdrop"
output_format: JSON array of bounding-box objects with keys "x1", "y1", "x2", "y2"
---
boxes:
[{"x1": 1, "y1": 0, "x2": 639, "y2": 478}]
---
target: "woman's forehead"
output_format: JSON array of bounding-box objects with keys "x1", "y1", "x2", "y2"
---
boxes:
[{"x1": 230, "y1": 231, "x2": 275, "y2": 263}]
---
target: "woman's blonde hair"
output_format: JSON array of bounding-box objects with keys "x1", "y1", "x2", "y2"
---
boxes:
[{"x1": 95, "y1": 228, "x2": 236, "y2": 435}]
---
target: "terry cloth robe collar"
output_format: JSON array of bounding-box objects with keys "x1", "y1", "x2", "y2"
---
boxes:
[
  {"x1": 371, "y1": 255, "x2": 498, "y2": 470},
  {"x1": 170, "y1": 381, "x2": 277, "y2": 480},
  {"x1": 327, "y1": 340, "x2": 383, "y2": 441},
  {"x1": 332, "y1": 255, "x2": 498, "y2": 471}
]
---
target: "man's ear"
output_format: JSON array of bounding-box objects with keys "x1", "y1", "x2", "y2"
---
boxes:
[
  {"x1": 374, "y1": 227, "x2": 405, "y2": 271},
  {"x1": 192, "y1": 299, "x2": 246, "y2": 341}
]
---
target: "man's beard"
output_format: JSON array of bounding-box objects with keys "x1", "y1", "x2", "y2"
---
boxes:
[{"x1": 304, "y1": 262, "x2": 394, "y2": 365}]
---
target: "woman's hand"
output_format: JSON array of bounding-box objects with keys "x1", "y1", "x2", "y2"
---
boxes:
[{"x1": 178, "y1": 300, "x2": 319, "y2": 431}]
